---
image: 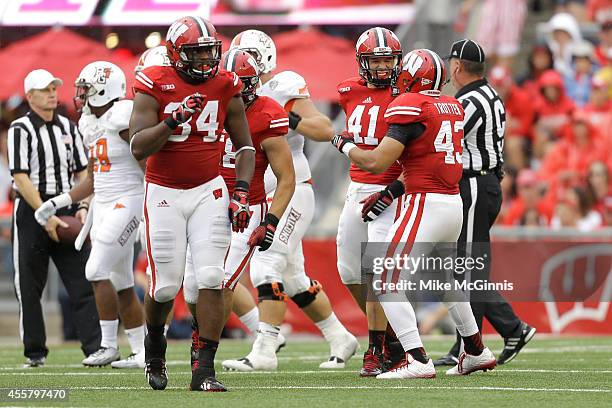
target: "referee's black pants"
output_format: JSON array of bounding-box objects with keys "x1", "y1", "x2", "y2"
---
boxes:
[
  {"x1": 11, "y1": 197, "x2": 101, "y2": 359},
  {"x1": 447, "y1": 174, "x2": 522, "y2": 356}
]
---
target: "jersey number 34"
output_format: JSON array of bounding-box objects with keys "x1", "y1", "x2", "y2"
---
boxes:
[{"x1": 163, "y1": 100, "x2": 220, "y2": 142}]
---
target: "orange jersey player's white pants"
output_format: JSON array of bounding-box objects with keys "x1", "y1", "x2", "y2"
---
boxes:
[
  {"x1": 376, "y1": 193, "x2": 480, "y2": 351},
  {"x1": 336, "y1": 181, "x2": 403, "y2": 285},
  {"x1": 183, "y1": 201, "x2": 268, "y2": 304},
  {"x1": 143, "y1": 176, "x2": 231, "y2": 303},
  {"x1": 86, "y1": 194, "x2": 143, "y2": 291},
  {"x1": 249, "y1": 183, "x2": 314, "y2": 297}
]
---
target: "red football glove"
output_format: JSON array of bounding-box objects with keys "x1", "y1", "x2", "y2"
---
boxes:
[
  {"x1": 228, "y1": 183, "x2": 251, "y2": 233},
  {"x1": 248, "y1": 213, "x2": 279, "y2": 251},
  {"x1": 172, "y1": 93, "x2": 204, "y2": 124},
  {"x1": 360, "y1": 179, "x2": 405, "y2": 222}
]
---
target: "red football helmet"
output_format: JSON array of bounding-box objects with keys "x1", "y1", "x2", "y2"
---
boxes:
[
  {"x1": 165, "y1": 16, "x2": 222, "y2": 81},
  {"x1": 221, "y1": 49, "x2": 259, "y2": 104},
  {"x1": 356, "y1": 27, "x2": 402, "y2": 87},
  {"x1": 393, "y1": 49, "x2": 446, "y2": 95}
]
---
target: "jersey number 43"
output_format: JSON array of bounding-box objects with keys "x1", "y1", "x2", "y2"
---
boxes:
[{"x1": 434, "y1": 120, "x2": 463, "y2": 165}]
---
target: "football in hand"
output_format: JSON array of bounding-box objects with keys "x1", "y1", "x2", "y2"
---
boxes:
[{"x1": 56, "y1": 215, "x2": 82, "y2": 244}]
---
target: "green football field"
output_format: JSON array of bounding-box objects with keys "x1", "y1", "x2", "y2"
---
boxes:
[{"x1": 0, "y1": 336, "x2": 611, "y2": 407}]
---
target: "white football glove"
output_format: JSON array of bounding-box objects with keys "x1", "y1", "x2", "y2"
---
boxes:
[{"x1": 34, "y1": 193, "x2": 73, "y2": 226}]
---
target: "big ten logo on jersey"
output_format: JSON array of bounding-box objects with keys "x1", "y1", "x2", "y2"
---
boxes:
[
  {"x1": 347, "y1": 104, "x2": 382, "y2": 146},
  {"x1": 163, "y1": 100, "x2": 220, "y2": 142},
  {"x1": 89, "y1": 139, "x2": 111, "y2": 172}
]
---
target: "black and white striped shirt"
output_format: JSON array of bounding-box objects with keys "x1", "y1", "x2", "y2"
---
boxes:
[
  {"x1": 456, "y1": 79, "x2": 506, "y2": 172},
  {"x1": 7, "y1": 110, "x2": 88, "y2": 196}
]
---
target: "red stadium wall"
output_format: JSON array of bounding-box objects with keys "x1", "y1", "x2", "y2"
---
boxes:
[{"x1": 276, "y1": 239, "x2": 612, "y2": 336}]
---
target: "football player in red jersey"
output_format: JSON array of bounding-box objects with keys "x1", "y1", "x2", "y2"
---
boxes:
[
  {"x1": 331, "y1": 49, "x2": 497, "y2": 379},
  {"x1": 129, "y1": 16, "x2": 255, "y2": 392},
  {"x1": 183, "y1": 49, "x2": 295, "y2": 369},
  {"x1": 336, "y1": 27, "x2": 405, "y2": 376}
]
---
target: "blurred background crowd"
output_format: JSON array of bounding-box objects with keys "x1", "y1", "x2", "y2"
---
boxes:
[{"x1": 0, "y1": 0, "x2": 611, "y2": 339}]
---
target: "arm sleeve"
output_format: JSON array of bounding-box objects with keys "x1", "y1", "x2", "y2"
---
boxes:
[
  {"x1": 7, "y1": 124, "x2": 30, "y2": 175},
  {"x1": 70, "y1": 121, "x2": 89, "y2": 172},
  {"x1": 386, "y1": 123, "x2": 426, "y2": 145}
]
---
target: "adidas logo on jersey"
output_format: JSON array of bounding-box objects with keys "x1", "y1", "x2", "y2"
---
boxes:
[
  {"x1": 157, "y1": 200, "x2": 170, "y2": 208},
  {"x1": 362, "y1": 97, "x2": 372, "y2": 104}
]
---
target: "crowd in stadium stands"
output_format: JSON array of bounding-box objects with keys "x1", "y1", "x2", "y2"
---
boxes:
[{"x1": 494, "y1": 2, "x2": 612, "y2": 230}]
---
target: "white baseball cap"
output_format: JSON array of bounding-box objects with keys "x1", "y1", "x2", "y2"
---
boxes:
[{"x1": 24, "y1": 69, "x2": 63, "y2": 94}]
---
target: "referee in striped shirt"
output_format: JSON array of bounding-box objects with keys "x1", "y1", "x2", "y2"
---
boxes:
[
  {"x1": 8, "y1": 69, "x2": 100, "y2": 367},
  {"x1": 433, "y1": 40, "x2": 535, "y2": 367}
]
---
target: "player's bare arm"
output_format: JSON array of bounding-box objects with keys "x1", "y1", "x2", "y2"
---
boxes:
[
  {"x1": 290, "y1": 97, "x2": 334, "y2": 142},
  {"x1": 129, "y1": 92, "x2": 173, "y2": 160},
  {"x1": 262, "y1": 136, "x2": 295, "y2": 219},
  {"x1": 333, "y1": 134, "x2": 404, "y2": 174},
  {"x1": 119, "y1": 128, "x2": 147, "y2": 172},
  {"x1": 225, "y1": 95, "x2": 256, "y2": 183}
]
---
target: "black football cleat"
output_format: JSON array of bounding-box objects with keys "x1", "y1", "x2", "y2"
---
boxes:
[
  {"x1": 497, "y1": 323, "x2": 536, "y2": 365},
  {"x1": 190, "y1": 368, "x2": 228, "y2": 392},
  {"x1": 432, "y1": 353, "x2": 459, "y2": 367},
  {"x1": 145, "y1": 358, "x2": 168, "y2": 390}
]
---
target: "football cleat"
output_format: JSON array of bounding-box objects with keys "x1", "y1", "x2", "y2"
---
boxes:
[
  {"x1": 276, "y1": 333, "x2": 286, "y2": 353},
  {"x1": 111, "y1": 350, "x2": 145, "y2": 369},
  {"x1": 190, "y1": 368, "x2": 227, "y2": 392},
  {"x1": 445, "y1": 347, "x2": 496, "y2": 376},
  {"x1": 497, "y1": 323, "x2": 536, "y2": 365},
  {"x1": 222, "y1": 352, "x2": 277, "y2": 372},
  {"x1": 359, "y1": 347, "x2": 384, "y2": 377},
  {"x1": 23, "y1": 356, "x2": 45, "y2": 368},
  {"x1": 432, "y1": 352, "x2": 459, "y2": 367},
  {"x1": 145, "y1": 358, "x2": 168, "y2": 390},
  {"x1": 376, "y1": 354, "x2": 436, "y2": 379},
  {"x1": 319, "y1": 331, "x2": 359, "y2": 369},
  {"x1": 82, "y1": 347, "x2": 120, "y2": 367}
]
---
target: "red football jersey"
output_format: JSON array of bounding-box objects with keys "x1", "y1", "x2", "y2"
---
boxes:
[
  {"x1": 219, "y1": 96, "x2": 289, "y2": 204},
  {"x1": 338, "y1": 77, "x2": 402, "y2": 185},
  {"x1": 133, "y1": 66, "x2": 242, "y2": 189},
  {"x1": 384, "y1": 92, "x2": 464, "y2": 195}
]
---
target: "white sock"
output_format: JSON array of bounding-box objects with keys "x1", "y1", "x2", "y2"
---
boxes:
[
  {"x1": 314, "y1": 312, "x2": 346, "y2": 343},
  {"x1": 239, "y1": 307, "x2": 260, "y2": 334},
  {"x1": 125, "y1": 325, "x2": 145, "y2": 354},
  {"x1": 253, "y1": 322, "x2": 279, "y2": 356},
  {"x1": 446, "y1": 301, "x2": 479, "y2": 337},
  {"x1": 100, "y1": 319, "x2": 119, "y2": 349},
  {"x1": 380, "y1": 301, "x2": 422, "y2": 351}
]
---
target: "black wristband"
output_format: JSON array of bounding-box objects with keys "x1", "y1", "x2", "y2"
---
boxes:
[
  {"x1": 288, "y1": 111, "x2": 302, "y2": 130},
  {"x1": 164, "y1": 116, "x2": 179, "y2": 130},
  {"x1": 386, "y1": 179, "x2": 405, "y2": 199},
  {"x1": 77, "y1": 202, "x2": 89, "y2": 210},
  {"x1": 264, "y1": 213, "x2": 280, "y2": 228},
  {"x1": 234, "y1": 180, "x2": 250, "y2": 192}
]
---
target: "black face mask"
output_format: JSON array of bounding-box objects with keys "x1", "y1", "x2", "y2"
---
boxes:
[
  {"x1": 180, "y1": 43, "x2": 222, "y2": 82},
  {"x1": 240, "y1": 75, "x2": 259, "y2": 106}
]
